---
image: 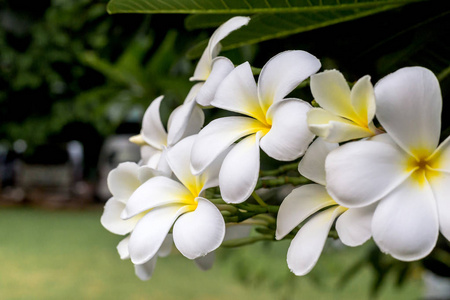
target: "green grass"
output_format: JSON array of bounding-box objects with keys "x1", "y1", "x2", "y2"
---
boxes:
[{"x1": 0, "y1": 206, "x2": 423, "y2": 299}]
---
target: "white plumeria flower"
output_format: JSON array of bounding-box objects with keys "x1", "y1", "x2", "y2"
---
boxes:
[
  {"x1": 276, "y1": 138, "x2": 376, "y2": 275},
  {"x1": 190, "y1": 16, "x2": 250, "y2": 106},
  {"x1": 122, "y1": 135, "x2": 226, "y2": 264},
  {"x1": 131, "y1": 86, "x2": 204, "y2": 173},
  {"x1": 100, "y1": 162, "x2": 169, "y2": 280},
  {"x1": 307, "y1": 69, "x2": 379, "y2": 143},
  {"x1": 326, "y1": 66, "x2": 450, "y2": 261},
  {"x1": 117, "y1": 234, "x2": 173, "y2": 281},
  {"x1": 191, "y1": 50, "x2": 321, "y2": 204}
]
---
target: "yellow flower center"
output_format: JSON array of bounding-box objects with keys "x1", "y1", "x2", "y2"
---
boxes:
[{"x1": 406, "y1": 155, "x2": 440, "y2": 187}]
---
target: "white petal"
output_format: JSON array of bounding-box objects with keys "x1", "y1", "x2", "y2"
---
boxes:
[
  {"x1": 101, "y1": 198, "x2": 140, "y2": 235},
  {"x1": 167, "y1": 100, "x2": 204, "y2": 146},
  {"x1": 211, "y1": 62, "x2": 266, "y2": 123},
  {"x1": 276, "y1": 184, "x2": 336, "y2": 240},
  {"x1": 140, "y1": 145, "x2": 161, "y2": 169},
  {"x1": 137, "y1": 165, "x2": 163, "y2": 183},
  {"x1": 428, "y1": 135, "x2": 450, "y2": 173},
  {"x1": 166, "y1": 135, "x2": 199, "y2": 195},
  {"x1": 157, "y1": 234, "x2": 173, "y2": 258},
  {"x1": 219, "y1": 132, "x2": 261, "y2": 204},
  {"x1": 190, "y1": 16, "x2": 250, "y2": 81},
  {"x1": 196, "y1": 57, "x2": 234, "y2": 106},
  {"x1": 287, "y1": 206, "x2": 346, "y2": 276},
  {"x1": 129, "y1": 204, "x2": 188, "y2": 264},
  {"x1": 155, "y1": 148, "x2": 172, "y2": 176},
  {"x1": 310, "y1": 70, "x2": 358, "y2": 121},
  {"x1": 107, "y1": 162, "x2": 140, "y2": 202},
  {"x1": 198, "y1": 146, "x2": 232, "y2": 193},
  {"x1": 298, "y1": 138, "x2": 338, "y2": 185},
  {"x1": 135, "y1": 257, "x2": 157, "y2": 281},
  {"x1": 258, "y1": 50, "x2": 321, "y2": 113},
  {"x1": 326, "y1": 140, "x2": 411, "y2": 208},
  {"x1": 183, "y1": 82, "x2": 203, "y2": 104},
  {"x1": 191, "y1": 116, "x2": 263, "y2": 174},
  {"x1": 260, "y1": 99, "x2": 315, "y2": 161},
  {"x1": 173, "y1": 198, "x2": 225, "y2": 259},
  {"x1": 117, "y1": 236, "x2": 130, "y2": 259},
  {"x1": 307, "y1": 108, "x2": 375, "y2": 143},
  {"x1": 336, "y1": 203, "x2": 377, "y2": 247},
  {"x1": 427, "y1": 173, "x2": 450, "y2": 241},
  {"x1": 375, "y1": 66, "x2": 442, "y2": 157},
  {"x1": 372, "y1": 176, "x2": 439, "y2": 261},
  {"x1": 123, "y1": 176, "x2": 193, "y2": 219},
  {"x1": 350, "y1": 75, "x2": 375, "y2": 125},
  {"x1": 141, "y1": 96, "x2": 167, "y2": 149},
  {"x1": 194, "y1": 252, "x2": 216, "y2": 271}
]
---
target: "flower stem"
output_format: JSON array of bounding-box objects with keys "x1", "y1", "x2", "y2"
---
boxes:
[
  {"x1": 252, "y1": 191, "x2": 267, "y2": 207},
  {"x1": 255, "y1": 176, "x2": 310, "y2": 189},
  {"x1": 259, "y1": 163, "x2": 299, "y2": 177}
]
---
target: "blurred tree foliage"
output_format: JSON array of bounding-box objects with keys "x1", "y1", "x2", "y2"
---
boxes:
[{"x1": 0, "y1": 0, "x2": 202, "y2": 152}]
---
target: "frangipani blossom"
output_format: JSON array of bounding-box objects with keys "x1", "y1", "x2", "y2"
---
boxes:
[
  {"x1": 326, "y1": 67, "x2": 450, "y2": 261},
  {"x1": 276, "y1": 138, "x2": 375, "y2": 275},
  {"x1": 307, "y1": 70, "x2": 378, "y2": 143},
  {"x1": 100, "y1": 162, "x2": 169, "y2": 280},
  {"x1": 191, "y1": 50, "x2": 321, "y2": 204},
  {"x1": 130, "y1": 86, "x2": 204, "y2": 172},
  {"x1": 122, "y1": 135, "x2": 226, "y2": 264},
  {"x1": 190, "y1": 16, "x2": 250, "y2": 106}
]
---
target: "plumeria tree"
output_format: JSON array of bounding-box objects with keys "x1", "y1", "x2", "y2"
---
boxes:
[{"x1": 100, "y1": 0, "x2": 450, "y2": 295}]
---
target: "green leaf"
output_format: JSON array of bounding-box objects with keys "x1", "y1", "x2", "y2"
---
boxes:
[
  {"x1": 186, "y1": 5, "x2": 403, "y2": 59},
  {"x1": 107, "y1": 0, "x2": 423, "y2": 15}
]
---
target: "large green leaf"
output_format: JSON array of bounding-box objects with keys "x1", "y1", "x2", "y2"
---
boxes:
[
  {"x1": 186, "y1": 5, "x2": 401, "y2": 59},
  {"x1": 107, "y1": 0, "x2": 422, "y2": 14}
]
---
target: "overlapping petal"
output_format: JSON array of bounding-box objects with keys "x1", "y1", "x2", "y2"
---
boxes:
[
  {"x1": 122, "y1": 176, "x2": 194, "y2": 219},
  {"x1": 211, "y1": 62, "x2": 265, "y2": 123},
  {"x1": 129, "y1": 205, "x2": 189, "y2": 264},
  {"x1": 426, "y1": 173, "x2": 450, "y2": 241},
  {"x1": 141, "y1": 96, "x2": 167, "y2": 149},
  {"x1": 191, "y1": 116, "x2": 264, "y2": 174},
  {"x1": 375, "y1": 67, "x2": 442, "y2": 157},
  {"x1": 372, "y1": 176, "x2": 439, "y2": 261},
  {"x1": 167, "y1": 135, "x2": 201, "y2": 196},
  {"x1": 350, "y1": 75, "x2": 375, "y2": 125},
  {"x1": 194, "y1": 252, "x2": 216, "y2": 270},
  {"x1": 260, "y1": 99, "x2": 314, "y2": 161},
  {"x1": 428, "y1": 135, "x2": 450, "y2": 172},
  {"x1": 134, "y1": 257, "x2": 157, "y2": 281},
  {"x1": 195, "y1": 57, "x2": 234, "y2": 106},
  {"x1": 190, "y1": 16, "x2": 250, "y2": 81},
  {"x1": 258, "y1": 50, "x2": 321, "y2": 113},
  {"x1": 336, "y1": 204, "x2": 376, "y2": 247},
  {"x1": 219, "y1": 132, "x2": 261, "y2": 204},
  {"x1": 117, "y1": 236, "x2": 130, "y2": 259},
  {"x1": 140, "y1": 145, "x2": 161, "y2": 168},
  {"x1": 287, "y1": 206, "x2": 346, "y2": 276},
  {"x1": 310, "y1": 70, "x2": 358, "y2": 121},
  {"x1": 173, "y1": 198, "x2": 225, "y2": 259},
  {"x1": 101, "y1": 198, "x2": 140, "y2": 235},
  {"x1": 107, "y1": 162, "x2": 140, "y2": 202},
  {"x1": 307, "y1": 109, "x2": 375, "y2": 143},
  {"x1": 167, "y1": 100, "x2": 204, "y2": 146},
  {"x1": 298, "y1": 137, "x2": 338, "y2": 185},
  {"x1": 276, "y1": 184, "x2": 336, "y2": 240},
  {"x1": 326, "y1": 140, "x2": 412, "y2": 207}
]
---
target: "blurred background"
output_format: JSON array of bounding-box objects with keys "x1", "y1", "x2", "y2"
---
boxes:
[{"x1": 1, "y1": 0, "x2": 449, "y2": 299}]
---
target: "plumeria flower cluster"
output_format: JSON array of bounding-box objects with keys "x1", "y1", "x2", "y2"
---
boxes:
[{"x1": 101, "y1": 15, "x2": 450, "y2": 280}]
